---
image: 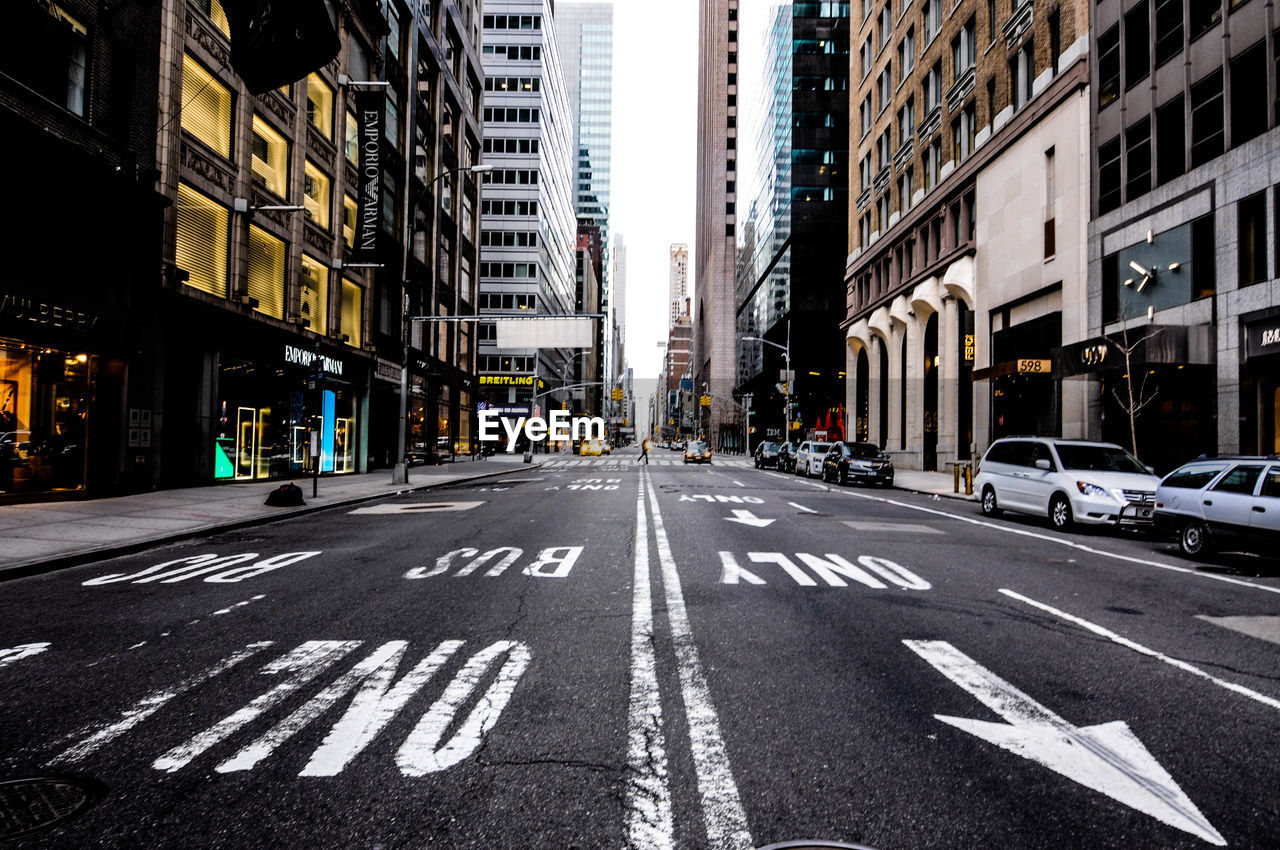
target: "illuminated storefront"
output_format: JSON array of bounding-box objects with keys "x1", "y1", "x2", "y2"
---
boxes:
[
  {"x1": 0, "y1": 341, "x2": 93, "y2": 497},
  {"x1": 213, "y1": 344, "x2": 361, "y2": 482}
]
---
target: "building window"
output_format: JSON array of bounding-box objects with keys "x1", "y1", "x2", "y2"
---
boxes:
[
  {"x1": 899, "y1": 28, "x2": 915, "y2": 77},
  {"x1": 250, "y1": 116, "x2": 289, "y2": 198},
  {"x1": 1238, "y1": 191, "x2": 1268, "y2": 286},
  {"x1": 1155, "y1": 95, "x2": 1186, "y2": 184},
  {"x1": 340, "y1": 280, "x2": 364, "y2": 347},
  {"x1": 1189, "y1": 0, "x2": 1221, "y2": 42},
  {"x1": 385, "y1": 94, "x2": 401, "y2": 151},
  {"x1": 247, "y1": 225, "x2": 286, "y2": 319},
  {"x1": 300, "y1": 256, "x2": 330, "y2": 332},
  {"x1": 899, "y1": 168, "x2": 914, "y2": 212},
  {"x1": 861, "y1": 43, "x2": 872, "y2": 79},
  {"x1": 1097, "y1": 25, "x2": 1120, "y2": 109},
  {"x1": 924, "y1": 138, "x2": 941, "y2": 190},
  {"x1": 1049, "y1": 11, "x2": 1061, "y2": 74},
  {"x1": 861, "y1": 97, "x2": 872, "y2": 136},
  {"x1": 343, "y1": 195, "x2": 357, "y2": 248},
  {"x1": 923, "y1": 0, "x2": 941, "y2": 43},
  {"x1": 306, "y1": 73, "x2": 334, "y2": 139},
  {"x1": 345, "y1": 111, "x2": 359, "y2": 164},
  {"x1": 1126, "y1": 118, "x2": 1152, "y2": 200},
  {"x1": 988, "y1": 0, "x2": 997, "y2": 44},
  {"x1": 898, "y1": 97, "x2": 915, "y2": 146},
  {"x1": 1230, "y1": 40, "x2": 1268, "y2": 147},
  {"x1": 880, "y1": 6, "x2": 892, "y2": 50},
  {"x1": 1190, "y1": 69, "x2": 1224, "y2": 167},
  {"x1": 175, "y1": 183, "x2": 229, "y2": 298},
  {"x1": 1010, "y1": 40, "x2": 1034, "y2": 109},
  {"x1": 194, "y1": 0, "x2": 230, "y2": 37},
  {"x1": 923, "y1": 61, "x2": 941, "y2": 112},
  {"x1": 952, "y1": 19, "x2": 975, "y2": 78},
  {"x1": 386, "y1": 1, "x2": 402, "y2": 61},
  {"x1": 950, "y1": 103, "x2": 976, "y2": 162},
  {"x1": 303, "y1": 162, "x2": 331, "y2": 229},
  {"x1": 878, "y1": 67, "x2": 892, "y2": 112},
  {"x1": 1124, "y1": 1, "x2": 1150, "y2": 90},
  {"x1": 181, "y1": 54, "x2": 232, "y2": 157},
  {"x1": 877, "y1": 130, "x2": 892, "y2": 170},
  {"x1": 1154, "y1": 0, "x2": 1183, "y2": 66},
  {"x1": 860, "y1": 154, "x2": 872, "y2": 193},
  {"x1": 1044, "y1": 147, "x2": 1056, "y2": 258},
  {"x1": 4, "y1": 2, "x2": 89, "y2": 116},
  {"x1": 1098, "y1": 136, "x2": 1121, "y2": 213}
]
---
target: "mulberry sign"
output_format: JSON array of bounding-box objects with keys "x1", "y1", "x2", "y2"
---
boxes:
[
  {"x1": 1246, "y1": 319, "x2": 1280, "y2": 360},
  {"x1": 352, "y1": 91, "x2": 384, "y2": 263},
  {"x1": 0, "y1": 293, "x2": 99, "y2": 336}
]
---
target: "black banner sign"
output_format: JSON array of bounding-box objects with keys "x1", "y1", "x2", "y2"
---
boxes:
[
  {"x1": 1246, "y1": 318, "x2": 1280, "y2": 360},
  {"x1": 352, "y1": 91, "x2": 384, "y2": 263}
]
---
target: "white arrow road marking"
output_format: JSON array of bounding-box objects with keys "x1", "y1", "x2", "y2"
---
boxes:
[
  {"x1": 153, "y1": 641, "x2": 360, "y2": 772},
  {"x1": 724, "y1": 509, "x2": 774, "y2": 528},
  {"x1": 349, "y1": 501, "x2": 485, "y2": 515},
  {"x1": 1002, "y1": 589, "x2": 1280, "y2": 712},
  {"x1": 645, "y1": 470, "x2": 753, "y2": 849},
  {"x1": 904, "y1": 639, "x2": 1226, "y2": 846},
  {"x1": 54, "y1": 642, "x2": 274, "y2": 765},
  {"x1": 0, "y1": 643, "x2": 50, "y2": 670},
  {"x1": 626, "y1": 478, "x2": 674, "y2": 848}
]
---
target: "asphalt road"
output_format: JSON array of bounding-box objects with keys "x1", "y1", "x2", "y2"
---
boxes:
[{"x1": 1, "y1": 453, "x2": 1278, "y2": 849}]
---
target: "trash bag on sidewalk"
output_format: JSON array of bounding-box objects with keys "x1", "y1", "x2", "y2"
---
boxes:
[{"x1": 264, "y1": 483, "x2": 306, "y2": 507}]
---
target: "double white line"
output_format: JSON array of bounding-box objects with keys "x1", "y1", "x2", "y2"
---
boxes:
[{"x1": 627, "y1": 467, "x2": 753, "y2": 850}]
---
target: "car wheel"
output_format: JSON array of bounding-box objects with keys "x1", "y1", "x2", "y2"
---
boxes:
[
  {"x1": 1179, "y1": 521, "x2": 1210, "y2": 558},
  {"x1": 821, "y1": 466, "x2": 831, "y2": 483},
  {"x1": 981, "y1": 485, "x2": 1002, "y2": 517},
  {"x1": 839, "y1": 468, "x2": 848, "y2": 486},
  {"x1": 1049, "y1": 494, "x2": 1074, "y2": 531}
]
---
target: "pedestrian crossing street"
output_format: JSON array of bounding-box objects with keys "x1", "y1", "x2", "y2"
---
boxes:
[{"x1": 539, "y1": 456, "x2": 755, "y2": 470}]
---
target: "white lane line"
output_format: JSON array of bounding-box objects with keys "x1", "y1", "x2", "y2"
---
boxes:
[
  {"x1": 834, "y1": 488, "x2": 1280, "y2": 597},
  {"x1": 787, "y1": 502, "x2": 818, "y2": 514},
  {"x1": 732, "y1": 480, "x2": 745, "y2": 488},
  {"x1": 0, "y1": 643, "x2": 50, "y2": 670},
  {"x1": 153, "y1": 641, "x2": 360, "y2": 772},
  {"x1": 210, "y1": 594, "x2": 267, "y2": 617},
  {"x1": 53, "y1": 642, "x2": 274, "y2": 765},
  {"x1": 626, "y1": 476, "x2": 674, "y2": 848},
  {"x1": 1000, "y1": 589, "x2": 1280, "y2": 712},
  {"x1": 644, "y1": 469, "x2": 753, "y2": 850}
]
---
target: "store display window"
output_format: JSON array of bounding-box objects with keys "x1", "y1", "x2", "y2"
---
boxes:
[{"x1": 0, "y1": 341, "x2": 91, "y2": 496}]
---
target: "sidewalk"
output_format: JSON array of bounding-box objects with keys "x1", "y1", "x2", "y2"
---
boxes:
[
  {"x1": 0, "y1": 456, "x2": 542, "y2": 581},
  {"x1": 891, "y1": 469, "x2": 977, "y2": 501}
]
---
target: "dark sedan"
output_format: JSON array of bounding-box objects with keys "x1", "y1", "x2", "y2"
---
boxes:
[
  {"x1": 683, "y1": 440, "x2": 713, "y2": 464},
  {"x1": 753, "y1": 441, "x2": 783, "y2": 468},
  {"x1": 821, "y1": 441, "x2": 894, "y2": 487}
]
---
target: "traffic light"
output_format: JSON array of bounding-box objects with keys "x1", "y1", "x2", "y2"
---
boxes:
[{"x1": 227, "y1": 0, "x2": 341, "y2": 94}]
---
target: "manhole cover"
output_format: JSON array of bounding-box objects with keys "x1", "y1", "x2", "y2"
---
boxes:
[{"x1": 0, "y1": 777, "x2": 104, "y2": 841}]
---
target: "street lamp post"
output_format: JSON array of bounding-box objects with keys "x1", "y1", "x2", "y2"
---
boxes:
[
  {"x1": 741, "y1": 318, "x2": 792, "y2": 445},
  {"x1": 394, "y1": 163, "x2": 493, "y2": 485}
]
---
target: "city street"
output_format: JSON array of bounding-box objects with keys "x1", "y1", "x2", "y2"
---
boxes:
[{"x1": 1, "y1": 455, "x2": 1278, "y2": 849}]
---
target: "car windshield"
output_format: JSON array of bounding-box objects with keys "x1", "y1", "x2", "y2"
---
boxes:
[
  {"x1": 811, "y1": 443, "x2": 832, "y2": 454},
  {"x1": 846, "y1": 443, "x2": 881, "y2": 458},
  {"x1": 759, "y1": 442, "x2": 779, "y2": 451},
  {"x1": 1054, "y1": 444, "x2": 1149, "y2": 474},
  {"x1": 688, "y1": 442, "x2": 707, "y2": 451}
]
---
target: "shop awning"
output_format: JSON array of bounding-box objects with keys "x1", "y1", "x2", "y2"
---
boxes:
[
  {"x1": 1055, "y1": 324, "x2": 1213, "y2": 377},
  {"x1": 972, "y1": 359, "x2": 1054, "y2": 381}
]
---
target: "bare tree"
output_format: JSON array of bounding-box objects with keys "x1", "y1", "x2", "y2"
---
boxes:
[{"x1": 1110, "y1": 316, "x2": 1164, "y2": 457}]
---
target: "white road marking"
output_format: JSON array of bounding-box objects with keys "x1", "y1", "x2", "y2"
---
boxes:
[
  {"x1": 732, "y1": 480, "x2": 745, "y2": 487},
  {"x1": 1001, "y1": 589, "x2": 1280, "y2": 712},
  {"x1": 210, "y1": 594, "x2": 267, "y2": 617},
  {"x1": 127, "y1": 642, "x2": 147, "y2": 651},
  {"x1": 626, "y1": 477, "x2": 674, "y2": 848},
  {"x1": 396, "y1": 640, "x2": 532, "y2": 775},
  {"x1": 0, "y1": 643, "x2": 50, "y2": 670},
  {"x1": 837, "y1": 489, "x2": 1280, "y2": 597},
  {"x1": 717, "y1": 551, "x2": 766, "y2": 585},
  {"x1": 644, "y1": 470, "x2": 753, "y2": 849},
  {"x1": 842, "y1": 520, "x2": 945, "y2": 534},
  {"x1": 349, "y1": 501, "x2": 485, "y2": 515},
  {"x1": 54, "y1": 642, "x2": 274, "y2": 765},
  {"x1": 787, "y1": 502, "x2": 818, "y2": 514},
  {"x1": 152, "y1": 641, "x2": 360, "y2": 772},
  {"x1": 905, "y1": 639, "x2": 1225, "y2": 846},
  {"x1": 724, "y1": 509, "x2": 774, "y2": 528},
  {"x1": 1195, "y1": 615, "x2": 1280, "y2": 646}
]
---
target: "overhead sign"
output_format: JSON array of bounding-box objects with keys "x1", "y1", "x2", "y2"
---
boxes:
[
  {"x1": 352, "y1": 91, "x2": 383, "y2": 263},
  {"x1": 494, "y1": 317, "x2": 595, "y2": 350},
  {"x1": 284, "y1": 345, "x2": 344, "y2": 377},
  {"x1": 479, "y1": 375, "x2": 535, "y2": 386},
  {"x1": 1246, "y1": 318, "x2": 1280, "y2": 359}
]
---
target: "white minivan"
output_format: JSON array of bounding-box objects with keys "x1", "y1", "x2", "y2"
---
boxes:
[{"x1": 975, "y1": 438, "x2": 1161, "y2": 531}]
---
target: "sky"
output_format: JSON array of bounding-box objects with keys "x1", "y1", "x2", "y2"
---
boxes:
[{"x1": 607, "y1": 0, "x2": 770, "y2": 379}]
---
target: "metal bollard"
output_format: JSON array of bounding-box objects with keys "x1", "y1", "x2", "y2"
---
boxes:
[
  {"x1": 964, "y1": 462, "x2": 974, "y2": 495},
  {"x1": 953, "y1": 463, "x2": 961, "y2": 493}
]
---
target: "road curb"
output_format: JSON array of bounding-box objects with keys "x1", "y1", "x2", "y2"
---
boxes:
[
  {"x1": 0, "y1": 462, "x2": 540, "y2": 583},
  {"x1": 890, "y1": 484, "x2": 977, "y2": 502}
]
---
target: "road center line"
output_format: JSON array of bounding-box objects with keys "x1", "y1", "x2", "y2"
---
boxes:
[
  {"x1": 999, "y1": 589, "x2": 1280, "y2": 711},
  {"x1": 643, "y1": 468, "x2": 753, "y2": 849},
  {"x1": 626, "y1": 476, "x2": 674, "y2": 848}
]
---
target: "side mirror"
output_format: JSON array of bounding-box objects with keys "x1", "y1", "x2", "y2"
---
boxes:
[{"x1": 1034, "y1": 458, "x2": 1052, "y2": 471}]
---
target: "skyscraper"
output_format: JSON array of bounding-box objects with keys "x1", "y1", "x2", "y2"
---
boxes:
[
  {"x1": 694, "y1": 0, "x2": 741, "y2": 449},
  {"x1": 478, "y1": 1, "x2": 577, "y2": 416},
  {"x1": 553, "y1": 3, "x2": 614, "y2": 237},
  {"x1": 669, "y1": 243, "x2": 689, "y2": 327}
]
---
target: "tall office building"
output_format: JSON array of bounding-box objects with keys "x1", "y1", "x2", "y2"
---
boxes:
[
  {"x1": 669, "y1": 243, "x2": 690, "y2": 326},
  {"x1": 694, "y1": 0, "x2": 741, "y2": 449},
  {"x1": 735, "y1": 0, "x2": 849, "y2": 445},
  {"x1": 478, "y1": 0, "x2": 577, "y2": 417},
  {"x1": 609, "y1": 234, "x2": 627, "y2": 392},
  {"x1": 554, "y1": 2, "x2": 614, "y2": 237}
]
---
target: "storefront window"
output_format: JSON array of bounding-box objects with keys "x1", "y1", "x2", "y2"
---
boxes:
[
  {"x1": 457, "y1": 390, "x2": 474, "y2": 455},
  {"x1": 176, "y1": 183, "x2": 229, "y2": 298},
  {"x1": 0, "y1": 342, "x2": 91, "y2": 497}
]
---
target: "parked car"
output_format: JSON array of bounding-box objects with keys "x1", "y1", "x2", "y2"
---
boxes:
[
  {"x1": 975, "y1": 437, "x2": 1160, "y2": 531},
  {"x1": 793, "y1": 440, "x2": 833, "y2": 477},
  {"x1": 774, "y1": 441, "x2": 797, "y2": 473},
  {"x1": 753, "y1": 441, "x2": 783, "y2": 468},
  {"x1": 821, "y1": 442, "x2": 894, "y2": 487},
  {"x1": 1154, "y1": 456, "x2": 1280, "y2": 557},
  {"x1": 683, "y1": 440, "x2": 713, "y2": 464}
]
